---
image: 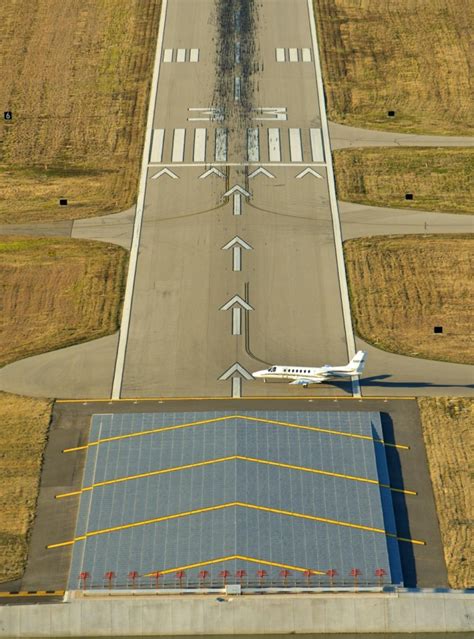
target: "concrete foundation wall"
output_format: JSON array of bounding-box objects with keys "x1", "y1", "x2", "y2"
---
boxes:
[{"x1": 0, "y1": 593, "x2": 473, "y2": 636}]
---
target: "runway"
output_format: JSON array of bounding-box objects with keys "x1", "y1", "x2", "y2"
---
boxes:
[{"x1": 113, "y1": 0, "x2": 353, "y2": 399}]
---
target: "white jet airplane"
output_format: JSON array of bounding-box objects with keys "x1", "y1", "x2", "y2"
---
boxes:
[{"x1": 253, "y1": 351, "x2": 366, "y2": 387}]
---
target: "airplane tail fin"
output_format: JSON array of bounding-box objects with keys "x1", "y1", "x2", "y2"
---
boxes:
[{"x1": 346, "y1": 351, "x2": 366, "y2": 374}]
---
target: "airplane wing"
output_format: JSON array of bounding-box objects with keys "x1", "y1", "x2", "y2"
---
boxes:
[{"x1": 289, "y1": 378, "x2": 323, "y2": 385}]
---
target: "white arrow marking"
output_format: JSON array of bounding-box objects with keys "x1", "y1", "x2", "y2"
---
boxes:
[
  {"x1": 295, "y1": 167, "x2": 323, "y2": 179},
  {"x1": 222, "y1": 236, "x2": 253, "y2": 272},
  {"x1": 219, "y1": 362, "x2": 254, "y2": 381},
  {"x1": 222, "y1": 236, "x2": 253, "y2": 251},
  {"x1": 233, "y1": 194, "x2": 242, "y2": 216},
  {"x1": 232, "y1": 307, "x2": 242, "y2": 334},
  {"x1": 151, "y1": 167, "x2": 179, "y2": 180},
  {"x1": 220, "y1": 294, "x2": 253, "y2": 312},
  {"x1": 248, "y1": 166, "x2": 275, "y2": 179},
  {"x1": 199, "y1": 167, "x2": 225, "y2": 179},
  {"x1": 224, "y1": 185, "x2": 251, "y2": 198}
]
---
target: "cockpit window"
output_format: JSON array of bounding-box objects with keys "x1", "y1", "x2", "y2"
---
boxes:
[{"x1": 271, "y1": 366, "x2": 277, "y2": 372}]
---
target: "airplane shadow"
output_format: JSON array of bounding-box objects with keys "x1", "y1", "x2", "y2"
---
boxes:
[{"x1": 360, "y1": 375, "x2": 474, "y2": 390}]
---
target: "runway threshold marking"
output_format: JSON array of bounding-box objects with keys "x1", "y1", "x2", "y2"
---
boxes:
[
  {"x1": 47, "y1": 502, "x2": 425, "y2": 549},
  {"x1": 144, "y1": 554, "x2": 324, "y2": 576},
  {"x1": 63, "y1": 414, "x2": 409, "y2": 453},
  {"x1": 55, "y1": 455, "x2": 416, "y2": 499}
]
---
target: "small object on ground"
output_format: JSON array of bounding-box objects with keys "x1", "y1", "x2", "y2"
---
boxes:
[
  {"x1": 405, "y1": 193, "x2": 414, "y2": 200},
  {"x1": 59, "y1": 198, "x2": 68, "y2": 206},
  {"x1": 387, "y1": 110, "x2": 395, "y2": 117},
  {"x1": 4, "y1": 111, "x2": 12, "y2": 120},
  {"x1": 434, "y1": 326, "x2": 443, "y2": 334}
]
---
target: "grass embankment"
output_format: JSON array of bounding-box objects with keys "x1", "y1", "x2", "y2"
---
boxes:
[
  {"x1": 333, "y1": 147, "x2": 474, "y2": 215},
  {"x1": 0, "y1": 392, "x2": 52, "y2": 583},
  {"x1": 418, "y1": 398, "x2": 473, "y2": 589},
  {"x1": 314, "y1": 0, "x2": 473, "y2": 135},
  {"x1": 0, "y1": 0, "x2": 161, "y2": 224},
  {"x1": 344, "y1": 235, "x2": 474, "y2": 364},
  {"x1": 0, "y1": 237, "x2": 128, "y2": 366}
]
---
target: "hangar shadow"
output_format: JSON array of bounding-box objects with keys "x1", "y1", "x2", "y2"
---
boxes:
[{"x1": 377, "y1": 413, "x2": 417, "y2": 587}]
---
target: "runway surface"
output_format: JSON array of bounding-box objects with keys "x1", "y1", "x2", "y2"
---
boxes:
[{"x1": 114, "y1": 0, "x2": 352, "y2": 399}]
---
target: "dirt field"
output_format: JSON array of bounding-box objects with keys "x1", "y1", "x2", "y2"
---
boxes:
[
  {"x1": 0, "y1": 0, "x2": 161, "y2": 224},
  {"x1": 344, "y1": 235, "x2": 474, "y2": 364},
  {"x1": 0, "y1": 392, "x2": 52, "y2": 583},
  {"x1": 418, "y1": 397, "x2": 473, "y2": 589},
  {"x1": 314, "y1": 0, "x2": 473, "y2": 135},
  {"x1": 0, "y1": 237, "x2": 128, "y2": 366},
  {"x1": 333, "y1": 147, "x2": 474, "y2": 215}
]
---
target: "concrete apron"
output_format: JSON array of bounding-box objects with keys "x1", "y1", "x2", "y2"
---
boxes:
[{"x1": 0, "y1": 592, "x2": 472, "y2": 636}]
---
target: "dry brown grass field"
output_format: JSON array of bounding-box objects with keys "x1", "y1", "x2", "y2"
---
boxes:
[
  {"x1": 0, "y1": 392, "x2": 52, "y2": 582},
  {"x1": 418, "y1": 397, "x2": 473, "y2": 589},
  {"x1": 0, "y1": 0, "x2": 161, "y2": 224},
  {"x1": 314, "y1": 0, "x2": 473, "y2": 135},
  {"x1": 344, "y1": 235, "x2": 474, "y2": 364},
  {"x1": 0, "y1": 237, "x2": 128, "y2": 366},
  {"x1": 334, "y1": 147, "x2": 474, "y2": 214}
]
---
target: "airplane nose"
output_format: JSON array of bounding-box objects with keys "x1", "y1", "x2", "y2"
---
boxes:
[{"x1": 253, "y1": 370, "x2": 263, "y2": 378}]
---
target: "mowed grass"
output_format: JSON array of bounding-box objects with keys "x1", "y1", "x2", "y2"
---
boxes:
[
  {"x1": 314, "y1": 0, "x2": 473, "y2": 135},
  {"x1": 333, "y1": 147, "x2": 474, "y2": 214},
  {"x1": 0, "y1": 392, "x2": 52, "y2": 583},
  {"x1": 0, "y1": 0, "x2": 161, "y2": 224},
  {"x1": 0, "y1": 237, "x2": 128, "y2": 366},
  {"x1": 344, "y1": 235, "x2": 474, "y2": 364},
  {"x1": 418, "y1": 398, "x2": 473, "y2": 589}
]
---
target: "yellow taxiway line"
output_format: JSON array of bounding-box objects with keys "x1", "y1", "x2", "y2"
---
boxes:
[
  {"x1": 56, "y1": 395, "x2": 417, "y2": 403},
  {"x1": 63, "y1": 414, "x2": 409, "y2": 453},
  {"x1": 47, "y1": 501, "x2": 425, "y2": 549},
  {"x1": 56, "y1": 455, "x2": 416, "y2": 499},
  {"x1": 144, "y1": 554, "x2": 325, "y2": 576}
]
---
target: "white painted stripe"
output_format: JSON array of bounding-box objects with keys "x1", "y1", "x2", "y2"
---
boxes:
[
  {"x1": 289, "y1": 128, "x2": 303, "y2": 162},
  {"x1": 232, "y1": 377, "x2": 241, "y2": 398},
  {"x1": 233, "y1": 193, "x2": 242, "y2": 215},
  {"x1": 150, "y1": 129, "x2": 164, "y2": 163},
  {"x1": 176, "y1": 48, "x2": 186, "y2": 63},
  {"x1": 171, "y1": 128, "x2": 185, "y2": 162},
  {"x1": 310, "y1": 128, "x2": 325, "y2": 162},
  {"x1": 112, "y1": 0, "x2": 169, "y2": 399},
  {"x1": 307, "y1": 0, "x2": 359, "y2": 396},
  {"x1": 193, "y1": 128, "x2": 206, "y2": 162},
  {"x1": 233, "y1": 246, "x2": 241, "y2": 271},
  {"x1": 232, "y1": 308, "x2": 241, "y2": 335},
  {"x1": 276, "y1": 48, "x2": 285, "y2": 62},
  {"x1": 302, "y1": 48, "x2": 312, "y2": 62},
  {"x1": 234, "y1": 77, "x2": 241, "y2": 101},
  {"x1": 189, "y1": 48, "x2": 199, "y2": 62},
  {"x1": 215, "y1": 128, "x2": 227, "y2": 162},
  {"x1": 235, "y1": 42, "x2": 241, "y2": 64},
  {"x1": 268, "y1": 128, "x2": 281, "y2": 162},
  {"x1": 163, "y1": 48, "x2": 173, "y2": 63},
  {"x1": 247, "y1": 128, "x2": 259, "y2": 162},
  {"x1": 289, "y1": 48, "x2": 298, "y2": 62}
]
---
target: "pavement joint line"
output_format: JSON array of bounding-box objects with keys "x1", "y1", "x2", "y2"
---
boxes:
[
  {"x1": 307, "y1": 0, "x2": 359, "y2": 397},
  {"x1": 54, "y1": 455, "x2": 416, "y2": 499},
  {"x1": 62, "y1": 414, "x2": 409, "y2": 453},
  {"x1": 110, "y1": 0, "x2": 169, "y2": 399},
  {"x1": 144, "y1": 555, "x2": 325, "y2": 576},
  {"x1": 47, "y1": 502, "x2": 426, "y2": 549},
  {"x1": 148, "y1": 162, "x2": 327, "y2": 168}
]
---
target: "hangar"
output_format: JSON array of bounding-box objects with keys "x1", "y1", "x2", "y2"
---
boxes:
[{"x1": 54, "y1": 411, "x2": 409, "y2": 589}]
